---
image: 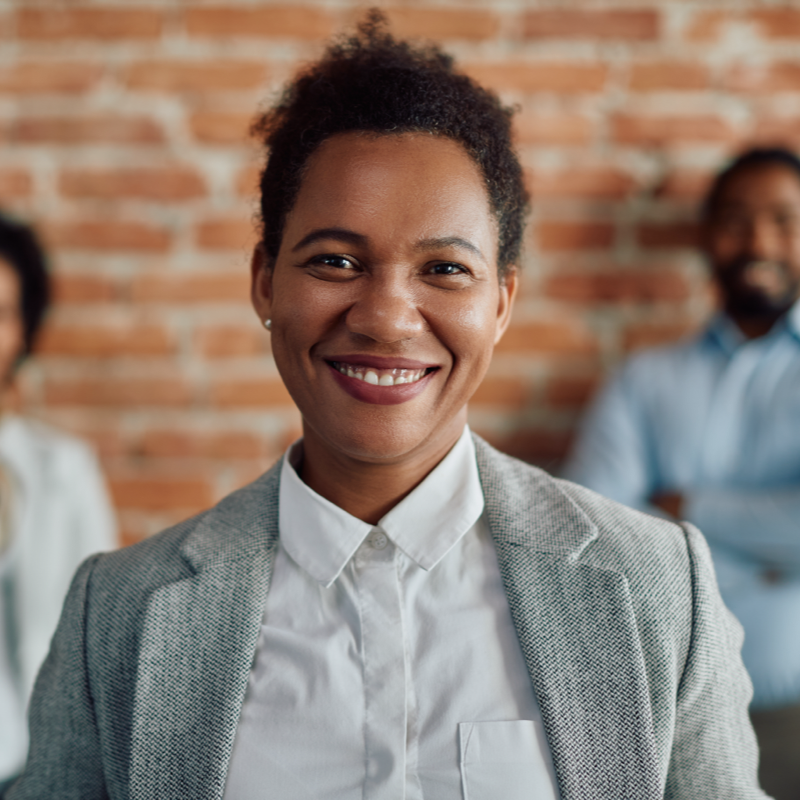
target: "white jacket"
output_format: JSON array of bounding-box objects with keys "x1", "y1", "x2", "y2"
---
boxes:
[{"x1": 0, "y1": 416, "x2": 116, "y2": 746}]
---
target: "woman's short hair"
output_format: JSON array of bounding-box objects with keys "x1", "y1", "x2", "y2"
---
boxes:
[
  {"x1": 252, "y1": 12, "x2": 527, "y2": 278},
  {"x1": 0, "y1": 211, "x2": 51, "y2": 360}
]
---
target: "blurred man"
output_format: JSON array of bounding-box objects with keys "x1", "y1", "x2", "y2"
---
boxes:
[
  {"x1": 565, "y1": 147, "x2": 800, "y2": 800},
  {"x1": 0, "y1": 212, "x2": 117, "y2": 796}
]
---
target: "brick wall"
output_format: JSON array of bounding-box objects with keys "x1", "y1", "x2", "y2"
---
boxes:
[{"x1": 1, "y1": 1, "x2": 795, "y2": 544}]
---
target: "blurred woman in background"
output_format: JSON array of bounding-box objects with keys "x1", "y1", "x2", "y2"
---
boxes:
[{"x1": 0, "y1": 212, "x2": 116, "y2": 796}]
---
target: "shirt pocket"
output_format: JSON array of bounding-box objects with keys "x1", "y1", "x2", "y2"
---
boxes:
[{"x1": 459, "y1": 720, "x2": 560, "y2": 800}]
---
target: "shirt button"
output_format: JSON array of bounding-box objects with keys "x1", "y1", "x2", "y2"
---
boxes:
[{"x1": 369, "y1": 532, "x2": 388, "y2": 550}]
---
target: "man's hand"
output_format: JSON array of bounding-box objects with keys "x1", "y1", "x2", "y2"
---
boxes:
[{"x1": 650, "y1": 491, "x2": 684, "y2": 519}]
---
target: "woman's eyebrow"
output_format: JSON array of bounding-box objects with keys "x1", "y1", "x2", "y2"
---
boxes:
[
  {"x1": 292, "y1": 228, "x2": 367, "y2": 252},
  {"x1": 415, "y1": 235, "x2": 484, "y2": 260}
]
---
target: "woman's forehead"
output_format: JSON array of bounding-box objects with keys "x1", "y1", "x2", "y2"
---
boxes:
[{"x1": 285, "y1": 132, "x2": 498, "y2": 257}]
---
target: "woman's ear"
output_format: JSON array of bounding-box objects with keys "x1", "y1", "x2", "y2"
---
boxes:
[
  {"x1": 250, "y1": 244, "x2": 272, "y2": 323},
  {"x1": 494, "y1": 267, "x2": 518, "y2": 346}
]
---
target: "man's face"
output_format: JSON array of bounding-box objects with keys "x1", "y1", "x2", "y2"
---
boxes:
[
  {"x1": 251, "y1": 131, "x2": 515, "y2": 466},
  {"x1": 0, "y1": 258, "x2": 23, "y2": 387},
  {"x1": 705, "y1": 164, "x2": 800, "y2": 320}
]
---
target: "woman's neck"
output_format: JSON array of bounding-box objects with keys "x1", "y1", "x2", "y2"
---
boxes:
[{"x1": 299, "y1": 419, "x2": 466, "y2": 524}]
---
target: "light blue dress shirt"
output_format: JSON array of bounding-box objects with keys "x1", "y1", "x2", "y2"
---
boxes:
[{"x1": 565, "y1": 301, "x2": 800, "y2": 710}]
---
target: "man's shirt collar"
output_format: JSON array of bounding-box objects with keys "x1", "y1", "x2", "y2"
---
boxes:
[
  {"x1": 278, "y1": 427, "x2": 484, "y2": 587},
  {"x1": 707, "y1": 299, "x2": 800, "y2": 355}
]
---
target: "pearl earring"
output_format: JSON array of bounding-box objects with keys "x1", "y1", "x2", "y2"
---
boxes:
[{"x1": 264, "y1": 319, "x2": 272, "y2": 330}]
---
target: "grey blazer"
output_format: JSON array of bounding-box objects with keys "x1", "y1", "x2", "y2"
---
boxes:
[{"x1": 9, "y1": 436, "x2": 766, "y2": 800}]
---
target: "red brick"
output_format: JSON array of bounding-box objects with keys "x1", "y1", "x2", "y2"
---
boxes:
[
  {"x1": 59, "y1": 167, "x2": 205, "y2": 201},
  {"x1": 132, "y1": 271, "x2": 250, "y2": 304},
  {"x1": 749, "y1": 117, "x2": 800, "y2": 147},
  {"x1": 611, "y1": 114, "x2": 735, "y2": 145},
  {"x1": 684, "y1": 11, "x2": 729, "y2": 42},
  {"x1": 623, "y1": 321, "x2": 698, "y2": 351},
  {"x1": 513, "y1": 112, "x2": 593, "y2": 145},
  {"x1": 496, "y1": 320, "x2": 598, "y2": 356},
  {"x1": 17, "y1": 7, "x2": 163, "y2": 39},
  {"x1": 545, "y1": 375, "x2": 599, "y2": 407},
  {"x1": 51, "y1": 273, "x2": 118, "y2": 303},
  {"x1": 44, "y1": 221, "x2": 171, "y2": 252},
  {"x1": 529, "y1": 168, "x2": 636, "y2": 200},
  {"x1": 629, "y1": 61, "x2": 709, "y2": 91},
  {"x1": 0, "y1": 169, "x2": 32, "y2": 199},
  {"x1": 385, "y1": 7, "x2": 499, "y2": 41},
  {"x1": 524, "y1": 9, "x2": 659, "y2": 40},
  {"x1": 194, "y1": 324, "x2": 266, "y2": 358},
  {"x1": 748, "y1": 8, "x2": 800, "y2": 38},
  {"x1": 196, "y1": 218, "x2": 258, "y2": 250},
  {"x1": 37, "y1": 323, "x2": 174, "y2": 358},
  {"x1": 470, "y1": 376, "x2": 529, "y2": 409},
  {"x1": 209, "y1": 377, "x2": 294, "y2": 408},
  {"x1": 465, "y1": 61, "x2": 608, "y2": 94},
  {"x1": 10, "y1": 115, "x2": 164, "y2": 144},
  {"x1": 536, "y1": 221, "x2": 615, "y2": 252},
  {"x1": 637, "y1": 222, "x2": 700, "y2": 249},
  {"x1": 654, "y1": 170, "x2": 714, "y2": 201},
  {"x1": 124, "y1": 61, "x2": 268, "y2": 92},
  {"x1": 543, "y1": 269, "x2": 690, "y2": 304},
  {"x1": 0, "y1": 62, "x2": 102, "y2": 94},
  {"x1": 236, "y1": 164, "x2": 262, "y2": 198},
  {"x1": 45, "y1": 377, "x2": 191, "y2": 407},
  {"x1": 109, "y1": 475, "x2": 213, "y2": 511},
  {"x1": 185, "y1": 6, "x2": 333, "y2": 39},
  {"x1": 727, "y1": 62, "x2": 800, "y2": 93},
  {"x1": 190, "y1": 111, "x2": 253, "y2": 144},
  {"x1": 139, "y1": 429, "x2": 268, "y2": 460}
]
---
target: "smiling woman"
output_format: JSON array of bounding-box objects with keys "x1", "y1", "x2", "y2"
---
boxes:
[
  {"x1": 254, "y1": 132, "x2": 515, "y2": 522},
  {"x1": 8, "y1": 13, "x2": 767, "y2": 800}
]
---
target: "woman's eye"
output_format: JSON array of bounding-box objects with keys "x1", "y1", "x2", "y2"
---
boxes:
[
  {"x1": 429, "y1": 262, "x2": 467, "y2": 276},
  {"x1": 314, "y1": 254, "x2": 356, "y2": 270}
]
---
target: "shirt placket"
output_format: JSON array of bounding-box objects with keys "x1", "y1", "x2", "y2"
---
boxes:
[{"x1": 354, "y1": 527, "x2": 407, "y2": 800}]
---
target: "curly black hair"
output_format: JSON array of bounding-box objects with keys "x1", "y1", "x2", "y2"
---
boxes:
[
  {"x1": 703, "y1": 146, "x2": 800, "y2": 221},
  {"x1": 251, "y1": 11, "x2": 527, "y2": 278},
  {"x1": 0, "y1": 211, "x2": 50, "y2": 362}
]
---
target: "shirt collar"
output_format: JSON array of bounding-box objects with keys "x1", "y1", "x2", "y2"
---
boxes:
[{"x1": 278, "y1": 426, "x2": 484, "y2": 587}]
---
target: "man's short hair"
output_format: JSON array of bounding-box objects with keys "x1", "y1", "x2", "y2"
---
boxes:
[
  {"x1": 703, "y1": 146, "x2": 800, "y2": 221},
  {"x1": 251, "y1": 11, "x2": 528, "y2": 278},
  {"x1": 0, "y1": 211, "x2": 51, "y2": 360}
]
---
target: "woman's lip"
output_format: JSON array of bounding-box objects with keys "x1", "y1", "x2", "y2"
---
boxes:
[
  {"x1": 322, "y1": 354, "x2": 437, "y2": 370},
  {"x1": 327, "y1": 361, "x2": 437, "y2": 405}
]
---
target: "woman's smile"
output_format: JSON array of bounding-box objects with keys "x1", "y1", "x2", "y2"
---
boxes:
[{"x1": 252, "y1": 130, "x2": 516, "y2": 466}]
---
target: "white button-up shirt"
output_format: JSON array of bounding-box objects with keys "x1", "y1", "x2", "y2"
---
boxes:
[{"x1": 224, "y1": 428, "x2": 559, "y2": 800}]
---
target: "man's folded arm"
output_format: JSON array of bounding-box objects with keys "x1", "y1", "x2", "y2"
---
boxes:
[{"x1": 686, "y1": 485, "x2": 800, "y2": 568}]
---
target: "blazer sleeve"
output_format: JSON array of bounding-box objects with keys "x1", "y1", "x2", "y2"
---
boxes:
[
  {"x1": 665, "y1": 523, "x2": 769, "y2": 800},
  {"x1": 7, "y1": 555, "x2": 109, "y2": 800}
]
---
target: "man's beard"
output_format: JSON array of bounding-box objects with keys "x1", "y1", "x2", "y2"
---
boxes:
[{"x1": 715, "y1": 257, "x2": 800, "y2": 320}]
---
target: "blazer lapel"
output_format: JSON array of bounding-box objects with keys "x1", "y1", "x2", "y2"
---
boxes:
[
  {"x1": 130, "y1": 465, "x2": 282, "y2": 800},
  {"x1": 474, "y1": 436, "x2": 661, "y2": 800}
]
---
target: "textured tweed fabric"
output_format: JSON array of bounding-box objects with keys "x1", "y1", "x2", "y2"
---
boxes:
[{"x1": 8, "y1": 435, "x2": 768, "y2": 800}]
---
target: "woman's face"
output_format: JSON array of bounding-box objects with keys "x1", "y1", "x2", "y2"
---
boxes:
[{"x1": 252, "y1": 132, "x2": 516, "y2": 466}]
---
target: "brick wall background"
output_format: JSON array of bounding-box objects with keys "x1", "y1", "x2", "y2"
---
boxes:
[{"x1": 2, "y1": 0, "x2": 797, "y2": 544}]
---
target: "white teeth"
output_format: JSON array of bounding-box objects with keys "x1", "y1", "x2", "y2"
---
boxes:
[{"x1": 333, "y1": 362, "x2": 429, "y2": 387}]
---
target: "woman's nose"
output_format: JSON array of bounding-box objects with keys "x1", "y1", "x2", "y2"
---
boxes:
[{"x1": 345, "y1": 277, "x2": 425, "y2": 343}]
